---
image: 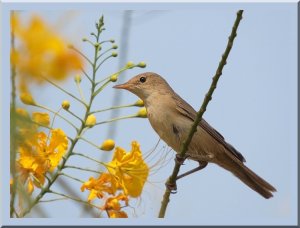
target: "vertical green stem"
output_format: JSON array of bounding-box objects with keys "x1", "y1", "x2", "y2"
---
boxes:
[{"x1": 10, "y1": 11, "x2": 18, "y2": 217}]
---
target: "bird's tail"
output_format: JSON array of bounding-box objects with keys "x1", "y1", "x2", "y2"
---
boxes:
[{"x1": 217, "y1": 153, "x2": 276, "y2": 199}]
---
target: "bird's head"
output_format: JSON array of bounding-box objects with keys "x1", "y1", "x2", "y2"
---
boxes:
[{"x1": 113, "y1": 72, "x2": 173, "y2": 102}]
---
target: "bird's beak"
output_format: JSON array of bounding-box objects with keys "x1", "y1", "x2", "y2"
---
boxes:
[{"x1": 113, "y1": 82, "x2": 131, "y2": 90}]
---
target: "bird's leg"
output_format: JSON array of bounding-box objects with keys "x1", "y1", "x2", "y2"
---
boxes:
[
  {"x1": 166, "y1": 159, "x2": 208, "y2": 194},
  {"x1": 176, "y1": 161, "x2": 208, "y2": 180}
]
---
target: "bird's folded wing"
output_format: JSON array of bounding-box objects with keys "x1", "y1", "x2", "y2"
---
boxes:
[{"x1": 173, "y1": 93, "x2": 246, "y2": 163}]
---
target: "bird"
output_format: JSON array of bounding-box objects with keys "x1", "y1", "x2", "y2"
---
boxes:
[{"x1": 113, "y1": 72, "x2": 276, "y2": 199}]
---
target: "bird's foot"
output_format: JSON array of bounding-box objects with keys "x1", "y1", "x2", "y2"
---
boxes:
[
  {"x1": 175, "y1": 154, "x2": 189, "y2": 165},
  {"x1": 165, "y1": 181, "x2": 177, "y2": 194}
]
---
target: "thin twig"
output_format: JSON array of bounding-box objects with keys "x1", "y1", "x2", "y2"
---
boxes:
[{"x1": 158, "y1": 10, "x2": 244, "y2": 218}]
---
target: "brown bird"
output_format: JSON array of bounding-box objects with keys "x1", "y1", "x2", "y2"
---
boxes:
[{"x1": 113, "y1": 72, "x2": 276, "y2": 199}]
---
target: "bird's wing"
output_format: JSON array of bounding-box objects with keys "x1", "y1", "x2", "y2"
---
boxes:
[{"x1": 173, "y1": 93, "x2": 246, "y2": 163}]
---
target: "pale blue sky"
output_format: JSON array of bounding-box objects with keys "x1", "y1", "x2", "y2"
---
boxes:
[{"x1": 1, "y1": 2, "x2": 298, "y2": 226}]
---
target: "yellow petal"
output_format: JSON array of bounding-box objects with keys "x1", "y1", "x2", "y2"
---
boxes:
[
  {"x1": 32, "y1": 112, "x2": 50, "y2": 126},
  {"x1": 108, "y1": 210, "x2": 128, "y2": 218},
  {"x1": 20, "y1": 93, "x2": 36, "y2": 105}
]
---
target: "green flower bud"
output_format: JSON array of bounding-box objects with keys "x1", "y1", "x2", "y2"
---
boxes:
[
  {"x1": 74, "y1": 74, "x2": 82, "y2": 83},
  {"x1": 110, "y1": 74, "x2": 119, "y2": 82},
  {"x1": 137, "y1": 62, "x2": 146, "y2": 68},
  {"x1": 112, "y1": 52, "x2": 118, "y2": 57},
  {"x1": 126, "y1": 61, "x2": 135, "y2": 69}
]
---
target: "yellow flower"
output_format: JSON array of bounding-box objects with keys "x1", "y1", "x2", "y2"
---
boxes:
[
  {"x1": 17, "y1": 128, "x2": 68, "y2": 191},
  {"x1": 61, "y1": 100, "x2": 70, "y2": 110},
  {"x1": 106, "y1": 141, "x2": 149, "y2": 197},
  {"x1": 20, "y1": 92, "x2": 36, "y2": 105},
  {"x1": 11, "y1": 14, "x2": 83, "y2": 87},
  {"x1": 86, "y1": 114, "x2": 96, "y2": 127},
  {"x1": 137, "y1": 107, "x2": 147, "y2": 118},
  {"x1": 81, "y1": 173, "x2": 118, "y2": 202},
  {"x1": 32, "y1": 112, "x2": 50, "y2": 126},
  {"x1": 100, "y1": 139, "x2": 115, "y2": 151}
]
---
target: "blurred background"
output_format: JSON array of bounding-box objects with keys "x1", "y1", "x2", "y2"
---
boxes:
[{"x1": 5, "y1": 3, "x2": 298, "y2": 225}]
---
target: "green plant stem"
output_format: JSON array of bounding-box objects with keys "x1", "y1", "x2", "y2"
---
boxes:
[
  {"x1": 96, "y1": 55, "x2": 113, "y2": 71},
  {"x1": 79, "y1": 136, "x2": 100, "y2": 149},
  {"x1": 96, "y1": 47, "x2": 114, "y2": 61},
  {"x1": 40, "y1": 197, "x2": 68, "y2": 203},
  {"x1": 90, "y1": 103, "x2": 137, "y2": 114},
  {"x1": 42, "y1": 77, "x2": 88, "y2": 107},
  {"x1": 59, "y1": 172, "x2": 84, "y2": 183},
  {"x1": 66, "y1": 109, "x2": 84, "y2": 123},
  {"x1": 10, "y1": 11, "x2": 18, "y2": 216},
  {"x1": 95, "y1": 67, "x2": 130, "y2": 85},
  {"x1": 158, "y1": 10, "x2": 244, "y2": 218},
  {"x1": 81, "y1": 67, "x2": 93, "y2": 84},
  {"x1": 71, "y1": 152, "x2": 112, "y2": 168},
  {"x1": 36, "y1": 104, "x2": 79, "y2": 131},
  {"x1": 64, "y1": 165, "x2": 103, "y2": 174},
  {"x1": 94, "y1": 114, "x2": 137, "y2": 126},
  {"x1": 76, "y1": 81, "x2": 87, "y2": 103},
  {"x1": 48, "y1": 190, "x2": 100, "y2": 210},
  {"x1": 70, "y1": 46, "x2": 94, "y2": 66}
]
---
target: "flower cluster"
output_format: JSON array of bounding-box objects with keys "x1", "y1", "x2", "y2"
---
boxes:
[
  {"x1": 81, "y1": 141, "x2": 149, "y2": 218},
  {"x1": 15, "y1": 109, "x2": 68, "y2": 194},
  {"x1": 11, "y1": 13, "x2": 83, "y2": 95}
]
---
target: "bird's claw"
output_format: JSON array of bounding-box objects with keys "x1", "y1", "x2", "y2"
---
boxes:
[
  {"x1": 175, "y1": 154, "x2": 189, "y2": 165},
  {"x1": 166, "y1": 181, "x2": 177, "y2": 194}
]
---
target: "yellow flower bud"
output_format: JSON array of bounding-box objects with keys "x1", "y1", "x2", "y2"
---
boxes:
[
  {"x1": 137, "y1": 107, "x2": 147, "y2": 118},
  {"x1": 112, "y1": 52, "x2": 118, "y2": 57},
  {"x1": 62, "y1": 100, "x2": 70, "y2": 110},
  {"x1": 112, "y1": 44, "x2": 118, "y2": 49},
  {"x1": 74, "y1": 74, "x2": 82, "y2": 83},
  {"x1": 110, "y1": 74, "x2": 119, "y2": 82},
  {"x1": 137, "y1": 61, "x2": 146, "y2": 68},
  {"x1": 20, "y1": 93, "x2": 36, "y2": 105},
  {"x1": 86, "y1": 114, "x2": 96, "y2": 127},
  {"x1": 100, "y1": 139, "x2": 115, "y2": 151},
  {"x1": 134, "y1": 99, "x2": 144, "y2": 107},
  {"x1": 126, "y1": 61, "x2": 135, "y2": 69}
]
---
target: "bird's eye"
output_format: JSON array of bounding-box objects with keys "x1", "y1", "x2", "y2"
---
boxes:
[{"x1": 139, "y1": 77, "x2": 146, "y2": 83}]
